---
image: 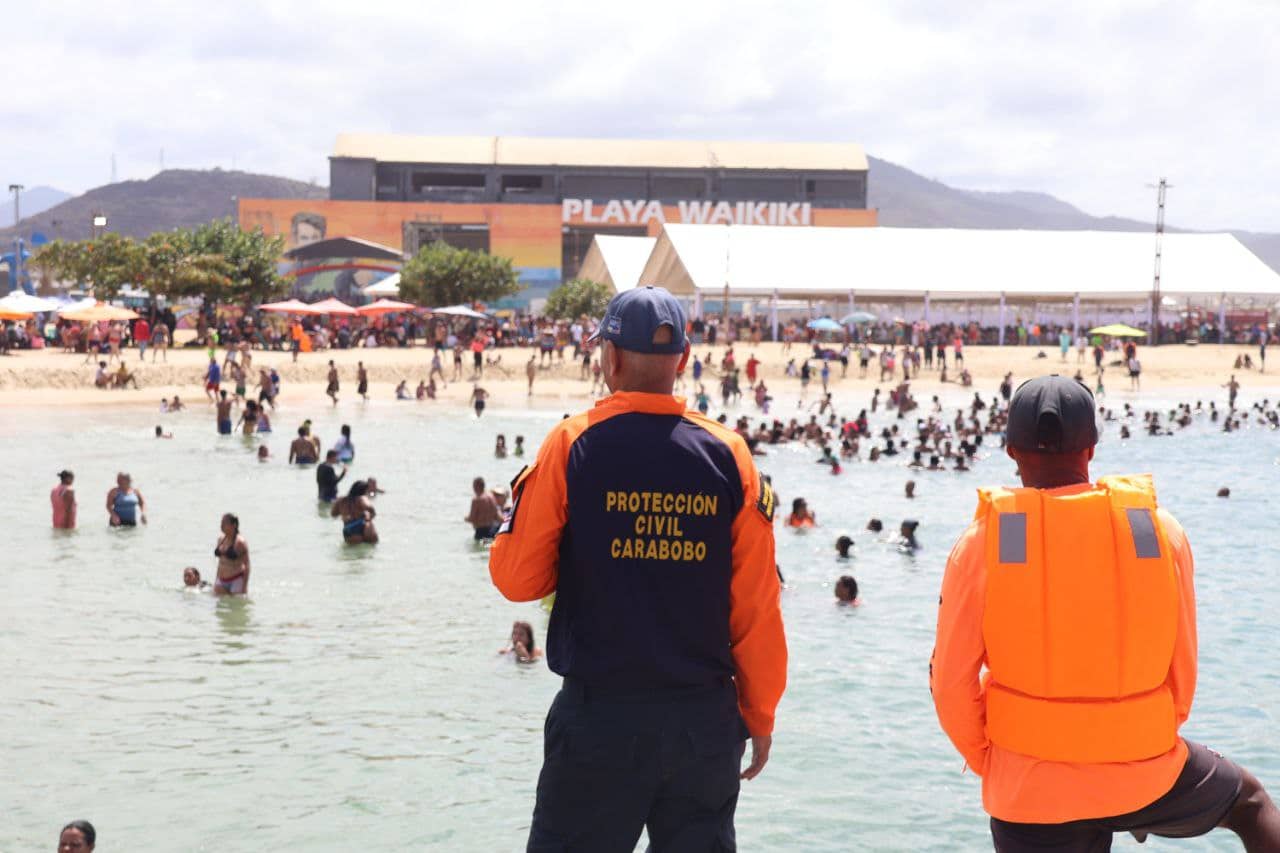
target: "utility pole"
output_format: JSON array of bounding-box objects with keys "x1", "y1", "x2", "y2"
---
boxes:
[
  {"x1": 7, "y1": 184, "x2": 23, "y2": 294},
  {"x1": 1147, "y1": 178, "x2": 1171, "y2": 346}
]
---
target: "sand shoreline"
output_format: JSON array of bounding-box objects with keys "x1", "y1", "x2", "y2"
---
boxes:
[{"x1": 1, "y1": 342, "x2": 1275, "y2": 410}]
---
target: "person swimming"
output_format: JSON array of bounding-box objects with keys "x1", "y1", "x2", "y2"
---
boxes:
[
  {"x1": 785, "y1": 497, "x2": 816, "y2": 528},
  {"x1": 52, "y1": 469, "x2": 77, "y2": 529},
  {"x1": 257, "y1": 445, "x2": 270, "y2": 462},
  {"x1": 498, "y1": 620, "x2": 544, "y2": 663},
  {"x1": 183, "y1": 567, "x2": 210, "y2": 589},
  {"x1": 834, "y1": 575, "x2": 860, "y2": 605},
  {"x1": 495, "y1": 434, "x2": 508, "y2": 458},
  {"x1": 333, "y1": 424, "x2": 355, "y2": 463},
  {"x1": 332, "y1": 480, "x2": 378, "y2": 545},
  {"x1": 836, "y1": 535, "x2": 854, "y2": 559},
  {"x1": 289, "y1": 427, "x2": 317, "y2": 464},
  {"x1": 213, "y1": 512, "x2": 250, "y2": 595},
  {"x1": 155, "y1": 425, "x2": 173, "y2": 439},
  {"x1": 898, "y1": 519, "x2": 920, "y2": 551},
  {"x1": 106, "y1": 472, "x2": 146, "y2": 527},
  {"x1": 513, "y1": 435, "x2": 525, "y2": 457}
]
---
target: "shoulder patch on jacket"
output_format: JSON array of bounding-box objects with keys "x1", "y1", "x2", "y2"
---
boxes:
[{"x1": 756, "y1": 478, "x2": 776, "y2": 522}]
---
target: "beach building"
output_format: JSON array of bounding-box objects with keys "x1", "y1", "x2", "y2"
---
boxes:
[{"x1": 237, "y1": 135, "x2": 877, "y2": 304}]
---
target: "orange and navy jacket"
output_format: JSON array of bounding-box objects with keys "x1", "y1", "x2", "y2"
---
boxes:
[
  {"x1": 490, "y1": 391, "x2": 787, "y2": 736},
  {"x1": 929, "y1": 482, "x2": 1198, "y2": 824}
]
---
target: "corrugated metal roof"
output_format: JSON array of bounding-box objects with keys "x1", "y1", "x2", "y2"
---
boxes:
[{"x1": 333, "y1": 134, "x2": 867, "y2": 172}]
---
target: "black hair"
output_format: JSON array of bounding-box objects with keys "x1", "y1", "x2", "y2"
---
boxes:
[
  {"x1": 791, "y1": 497, "x2": 806, "y2": 513},
  {"x1": 155, "y1": 426, "x2": 163, "y2": 435},
  {"x1": 836, "y1": 575, "x2": 858, "y2": 600},
  {"x1": 835, "y1": 535, "x2": 854, "y2": 555},
  {"x1": 57, "y1": 470, "x2": 74, "y2": 483},
  {"x1": 298, "y1": 427, "x2": 307, "y2": 437},
  {"x1": 512, "y1": 620, "x2": 537, "y2": 651},
  {"x1": 61, "y1": 820, "x2": 95, "y2": 845},
  {"x1": 867, "y1": 518, "x2": 883, "y2": 532},
  {"x1": 221, "y1": 513, "x2": 240, "y2": 533},
  {"x1": 341, "y1": 424, "x2": 351, "y2": 437},
  {"x1": 348, "y1": 480, "x2": 369, "y2": 500}
]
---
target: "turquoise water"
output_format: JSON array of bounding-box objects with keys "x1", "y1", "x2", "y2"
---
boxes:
[{"x1": 2, "y1": 385, "x2": 1278, "y2": 851}]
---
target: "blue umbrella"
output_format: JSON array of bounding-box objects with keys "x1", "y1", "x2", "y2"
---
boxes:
[
  {"x1": 806, "y1": 317, "x2": 843, "y2": 332},
  {"x1": 840, "y1": 311, "x2": 877, "y2": 325}
]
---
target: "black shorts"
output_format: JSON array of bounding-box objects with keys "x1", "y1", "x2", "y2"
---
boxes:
[{"x1": 990, "y1": 741, "x2": 1244, "y2": 852}]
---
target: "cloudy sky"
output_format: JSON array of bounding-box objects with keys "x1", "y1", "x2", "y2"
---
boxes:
[{"x1": 3, "y1": 0, "x2": 1276, "y2": 231}]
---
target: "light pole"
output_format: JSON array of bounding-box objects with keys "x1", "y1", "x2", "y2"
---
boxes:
[
  {"x1": 1147, "y1": 178, "x2": 1171, "y2": 346},
  {"x1": 92, "y1": 212, "x2": 108, "y2": 240},
  {"x1": 8, "y1": 184, "x2": 23, "y2": 294}
]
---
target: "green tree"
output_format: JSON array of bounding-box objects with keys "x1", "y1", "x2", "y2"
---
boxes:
[
  {"x1": 185, "y1": 219, "x2": 288, "y2": 306},
  {"x1": 143, "y1": 231, "x2": 233, "y2": 301},
  {"x1": 32, "y1": 234, "x2": 148, "y2": 299},
  {"x1": 397, "y1": 242, "x2": 521, "y2": 307},
  {"x1": 544, "y1": 277, "x2": 613, "y2": 320}
]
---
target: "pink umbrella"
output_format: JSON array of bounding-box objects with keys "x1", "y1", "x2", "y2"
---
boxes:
[
  {"x1": 308, "y1": 297, "x2": 358, "y2": 316},
  {"x1": 259, "y1": 298, "x2": 318, "y2": 314},
  {"x1": 356, "y1": 298, "x2": 418, "y2": 316}
]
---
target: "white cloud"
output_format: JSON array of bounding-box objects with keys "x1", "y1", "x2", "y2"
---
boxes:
[{"x1": 1, "y1": 0, "x2": 1275, "y2": 230}]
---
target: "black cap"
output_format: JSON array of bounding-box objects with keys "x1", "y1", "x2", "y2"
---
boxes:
[{"x1": 1006, "y1": 375, "x2": 1098, "y2": 453}]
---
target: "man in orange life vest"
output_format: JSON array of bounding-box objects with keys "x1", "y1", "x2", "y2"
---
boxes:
[
  {"x1": 931, "y1": 375, "x2": 1280, "y2": 851},
  {"x1": 490, "y1": 285, "x2": 786, "y2": 852}
]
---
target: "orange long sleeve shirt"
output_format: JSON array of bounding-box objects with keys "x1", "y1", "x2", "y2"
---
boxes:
[{"x1": 930, "y1": 487, "x2": 1198, "y2": 824}]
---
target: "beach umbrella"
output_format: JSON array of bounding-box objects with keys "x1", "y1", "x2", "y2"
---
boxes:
[
  {"x1": 1088, "y1": 323, "x2": 1147, "y2": 338},
  {"x1": 308, "y1": 297, "x2": 359, "y2": 316},
  {"x1": 259, "y1": 298, "x2": 318, "y2": 314},
  {"x1": 356, "y1": 298, "x2": 417, "y2": 316},
  {"x1": 60, "y1": 302, "x2": 140, "y2": 322},
  {"x1": 0, "y1": 308, "x2": 33, "y2": 321},
  {"x1": 840, "y1": 311, "x2": 877, "y2": 325},
  {"x1": 0, "y1": 291, "x2": 60, "y2": 313},
  {"x1": 806, "y1": 317, "x2": 843, "y2": 332},
  {"x1": 430, "y1": 304, "x2": 490, "y2": 319}
]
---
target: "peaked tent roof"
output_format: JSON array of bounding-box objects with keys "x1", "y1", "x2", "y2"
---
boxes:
[
  {"x1": 639, "y1": 225, "x2": 1280, "y2": 303},
  {"x1": 284, "y1": 236, "x2": 403, "y2": 262},
  {"x1": 578, "y1": 236, "x2": 657, "y2": 293}
]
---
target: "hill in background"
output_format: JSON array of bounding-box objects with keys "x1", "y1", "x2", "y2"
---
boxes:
[
  {"x1": 2, "y1": 161, "x2": 1277, "y2": 275},
  {"x1": 0, "y1": 186, "x2": 71, "y2": 228},
  {"x1": 0, "y1": 169, "x2": 326, "y2": 243}
]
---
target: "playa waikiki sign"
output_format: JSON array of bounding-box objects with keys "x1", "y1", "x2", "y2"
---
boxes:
[{"x1": 562, "y1": 198, "x2": 813, "y2": 226}]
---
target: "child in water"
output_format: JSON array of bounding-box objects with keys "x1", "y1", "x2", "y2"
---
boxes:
[
  {"x1": 834, "y1": 575, "x2": 860, "y2": 606},
  {"x1": 513, "y1": 435, "x2": 525, "y2": 457},
  {"x1": 495, "y1": 435, "x2": 508, "y2": 458},
  {"x1": 835, "y1": 535, "x2": 854, "y2": 559},
  {"x1": 183, "y1": 567, "x2": 210, "y2": 589},
  {"x1": 786, "y1": 498, "x2": 816, "y2": 528}
]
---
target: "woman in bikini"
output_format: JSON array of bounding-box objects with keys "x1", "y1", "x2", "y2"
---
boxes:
[
  {"x1": 213, "y1": 512, "x2": 250, "y2": 595},
  {"x1": 331, "y1": 480, "x2": 378, "y2": 545}
]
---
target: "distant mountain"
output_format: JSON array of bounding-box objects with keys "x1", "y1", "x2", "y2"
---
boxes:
[
  {"x1": 867, "y1": 155, "x2": 1280, "y2": 274},
  {"x1": 0, "y1": 169, "x2": 326, "y2": 243},
  {"x1": 0, "y1": 186, "x2": 71, "y2": 228}
]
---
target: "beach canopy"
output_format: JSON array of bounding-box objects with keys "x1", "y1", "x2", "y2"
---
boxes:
[
  {"x1": 356, "y1": 298, "x2": 418, "y2": 316},
  {"x1": 362, "y1": 273, "x2": 400, "y2": 297},
  {"x1": 0, "y1": 308, "x2": 33, "y2": 320},
  {"x1": 806, "y1": 317, "x2": 843, "y2": 332},
  {"x1": 0, "y1": 292, "x2": 60, "y2": 313},
  {"x1": 308, "y1": 297, "x2": 359, "y2": 316},
  {"x1": 840, "y1": 311, "x2": 877, "y2": 325},
  {"x1": 1088, "y1": 323, "x2": 1148, "y2": 337},
  {"x1": 259, "y1": 298, "x2": 317, "y2": 314},
  {"x1": 430, "y1": 304, "x2": 490, "y2": 319},
  {"x1": 60, "y1": 302, "x2": 139, "y2": 322},
  {"x1": 577, "y1": 235, "x2": 657, "y2": 293}
]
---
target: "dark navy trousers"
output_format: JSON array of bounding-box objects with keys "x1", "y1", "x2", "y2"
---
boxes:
[{"x1": 527, "y1": 678, "x2": 750, "y2": 853}]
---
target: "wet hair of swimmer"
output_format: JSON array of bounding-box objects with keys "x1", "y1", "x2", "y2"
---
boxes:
[
  {"x1": 341, "y1": 424, "x2": 351, "y2": 437},
  {"x1": 61, "y1": 820, "x2": 96, "y2": 847},
  {"x1": 58, "y1": 470, "x2": 74, "y2": 484},
  {"x1": 155, "y1": 426, "x2": 163, "y2": 436},
  {"x1": 512, "y1": 620, "x2": 536, "y2": 651},
  {"x1": 298, "y1": 426, "x2": 307, "y2": 437},
  {"x1": 347, "y1": 480, "x2": 370, "y2": 500},
  {"x1": 867, "y1": 518, "x2": 883, "y2": 532},
  {"x1": 222, "y1": 512, "x2": 240, "y2": 533},
  {"x1": 835, "y1": 575, "x2": 858, "y2": 601},
  {"x1": 183, "y1": 567, "x2": 201, "y2": 586},
  {"x1": 836, "y1": 535, "x2": 854, "y2": 557},
  {"x1": 791, "y1": 497, "x2": 806, "y2": 514}
]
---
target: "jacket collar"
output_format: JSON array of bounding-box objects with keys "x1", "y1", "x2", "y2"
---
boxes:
[{"x1": 595, "y1": 391, "x2": 687, "y2": 415}]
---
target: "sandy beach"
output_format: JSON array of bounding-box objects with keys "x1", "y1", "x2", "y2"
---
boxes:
[{"x1": 0, "y1": 340, "x2": 1275, "y2": 409}]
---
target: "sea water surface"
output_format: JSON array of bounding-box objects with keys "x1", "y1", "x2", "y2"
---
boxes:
[{"x1": 2, "y1": 386, "x2": 1278, "y2": 851}]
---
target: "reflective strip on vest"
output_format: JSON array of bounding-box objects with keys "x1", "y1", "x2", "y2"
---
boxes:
[
  {"x1": 1127, "y1": 507, "x2": 1162, "y2": 559},
  {"x1": 998, "y1": 512, "x2": 1027, "y2": 564}
]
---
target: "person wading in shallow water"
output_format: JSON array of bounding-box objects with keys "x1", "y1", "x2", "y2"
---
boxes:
[
  {"x1": 490, "y1": 286, "x2": 786, "y2": 852},
  {"x1": 931, "y1": 375, "x2": 1280, "y2": 852}
]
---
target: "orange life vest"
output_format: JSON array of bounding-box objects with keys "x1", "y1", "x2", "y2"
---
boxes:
[{"x1": 977, "y1": 474, "x2": 1180, "y2": 764}]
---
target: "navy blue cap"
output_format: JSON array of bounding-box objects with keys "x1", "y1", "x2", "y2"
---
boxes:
[
  {"x1": 1006, "y1": 375, "x2": 1098, "y2": 453},
  {"x1": 589, "y1": 285, "x2": 688, "y2": 354}
]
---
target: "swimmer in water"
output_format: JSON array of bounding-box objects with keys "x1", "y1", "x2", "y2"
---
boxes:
[
  {"x1": 215, "y1": 390, "x2": 234, "y2": 435},
  {"x1": 905, "y1": 480, "x2": 916, "y2": 499},
  {"x1": 213, "y1": 512, "x2": 250, "y2": 595},
  {"x1": 289, "y1": 427, "x2": 317, "y2": 464},
  {"x1": 183, "y1": 566, "x2": 210, "y2": 589},
  {"x1": 332, "y1": 480, "x2": 379, "y2": 544},
  {"x1": 898, "y1": 519, "x2": 920, "y2": 551},
  {"x1": 834, "y1": 575, "x2": 860, "y2": 605},
  {"x1": 785, "y1": 497, "x2": 816, "y2": 528},
  {"x1": 106, "y1": 472, "x2": 147, "y2": 527},
  {"x1": 155, "y1": 425, "x2": 173, "y2": 439},
  {"x1": 469, "y1": 384, "x2": 489, "y2": 417},
  {"x1": 866, "y1": 518, "x2": 884, "y2": 534},
  {"x1": 333, "y1": 424, "x2": 355, "y2": 463},
  {"x1": 836, "y1": 535, "x2": 854, "y2": 559},
  {"x1": 513, "y1": 435, "x2": 525, "y2": 457},
  {"x1": 316, "y1": 450, "x2": 347, "y2": 502},
  {"x1": 257, "y1": 445, "x2": 270, "y2": 462},
  {"x1": 59, "y1": 820, "x2": 96, "y2": 853},
  {"x1": 495, "y1": 434, "x2": 508, "y2": 458},
  {"x1": 52, "y1": 469, "x2": 77, "y2": 529},
  {"x1": 395, "y1": 380, "x2": 410, "y2": 400},
  {"x1": 498, "y1": 620, "x2": 544, "y2": 663},
  {"x1": 466, "y1": 477, "x2": 503, "y2": 540}
]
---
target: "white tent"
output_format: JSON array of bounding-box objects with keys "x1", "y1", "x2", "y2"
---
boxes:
[
  {"x1": 640, "y1": 224, "x2": 1280, "y2": 303},
  {"x1": 362, "y1": 273, "x2": 400, "y2": 296},
  {"x1": 578, "y1": 235, "x2": 657, "y2": 293},
  {"x1": 0, "y1": 291, "x2": 61, "y2": 312}
]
